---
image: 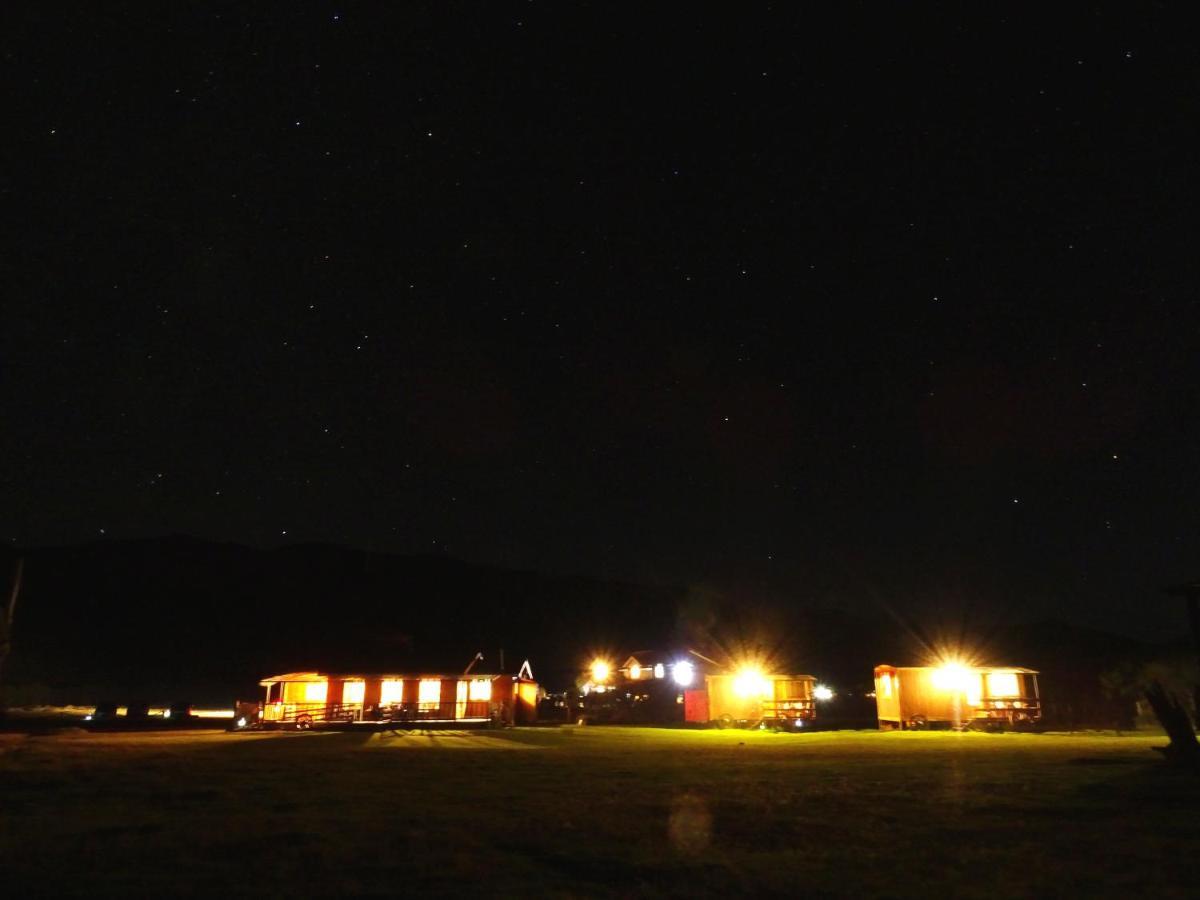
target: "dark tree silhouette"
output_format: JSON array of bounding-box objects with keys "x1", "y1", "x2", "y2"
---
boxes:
[{"x1": 0, "y1": 558, "x2": 23, "y2": 718}]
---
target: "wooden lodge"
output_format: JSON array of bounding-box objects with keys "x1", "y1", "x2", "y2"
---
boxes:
[
  {"x1": 873, "y1": 664, "x2": 1042, "y2": 730},
  {"x1": 582, "y1": 650, "x2": 817, "y2": 729},
  {"x1": 685, "y1": 671, "x2": 817, "y2": 728},
  {"x1": 247, "y1": 666, "x2": 539, "y2": 730}
]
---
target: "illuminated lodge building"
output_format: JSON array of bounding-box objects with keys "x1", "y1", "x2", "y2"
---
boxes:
[
  {"x1": 254, "y1": 666, "x2": 539, "y2": 729},
  {"x1": 873, "y1": 664, "x2": 1042, "y2": 730}
]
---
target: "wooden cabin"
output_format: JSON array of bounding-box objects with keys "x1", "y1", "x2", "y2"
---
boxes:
[
  {"x1": 684, "y1": 672, "x2": 817, "y2": 728},
  {"x1": 873, "y1": 664, "x2": 1041, "y2": 730},
  {"x1": 586, "y1": 650, "x2": 817, "y2": 729},
  {"x1": 249, "y1": 668, "x2": 539, "y2": 730}
]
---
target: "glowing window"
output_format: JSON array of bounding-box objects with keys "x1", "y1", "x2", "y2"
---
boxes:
[
  {"x1": 629, "y1": 663, "x2": 642, "y2": 679},
  {"x1": 469, "y1": 679, "x2": 492, "y2": 701},
  {"x1": 987, "y1": 671, "x2": 1021, "y2": 698},
  {"x1": 456, "y1": 680, "x2": 468, "y2": 718},
  {"x1": 303, "y1": 681, "x2": 327, "y2": 703},
  {"x1": 966, "y1": 680, "x2": 982, "y2": 707},
  {"x1": 419, "y1": 679, "x2": 442, "y2": 711},
  {"x1": 342, "y1": 681, "x2": 365, "y2": 704},
  {"x1": 380, "y1": 679, "x2": 405, "y2": 704},
  {"x1": 653, "y1": 663, "x2": 665, "y2": 679},
  {"x1": 880, "y1": 673, "x2": 893, "y2": 698}
]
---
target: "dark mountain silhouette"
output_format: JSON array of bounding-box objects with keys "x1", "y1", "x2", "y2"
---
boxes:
[
  {"x1": 1, "y1": 537, "x2": 682, "y2": 703},
  {"x1": 0, "y1": 538, "x2": 1164, "y2": 723}
]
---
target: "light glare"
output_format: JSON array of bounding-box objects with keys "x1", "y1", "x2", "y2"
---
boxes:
[
  {"x1": 673, "y1": 660, "x2": 695, "y2": 686},
  {"x1": 733, "y1": 667, "x2": 770, "y2": 698}
]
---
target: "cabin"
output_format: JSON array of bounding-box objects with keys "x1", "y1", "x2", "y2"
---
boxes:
[
  {"x1": 582, "y1": 649, "x2": 817, "y2": 729},
  {"x1": 873, "y1": 664, "x2": 1042, "y2": 730},
  {"x1": 684, "y1": 671, "x2": 817, "y2": 729},
  {"x1": 245, "y1": 666, "x2": 539, "y2": 730}
]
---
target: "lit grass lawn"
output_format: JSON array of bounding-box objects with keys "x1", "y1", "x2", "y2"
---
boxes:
[{"x1": 3, "y1": 726, "x2": 1199, "y2": 897}]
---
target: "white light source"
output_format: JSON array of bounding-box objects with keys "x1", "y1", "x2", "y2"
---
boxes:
[
  {"x1": 813, "y1": 685, "x2": 834, "y2": 702},
  {"x1": 653, "y1": 663, "x2": 665, "y2": 679},
  {"x1": 673, "y1": 660, "x2": 695, "y2": 686}
]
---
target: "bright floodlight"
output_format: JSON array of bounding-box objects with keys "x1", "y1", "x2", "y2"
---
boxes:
[
  {"x1": 673, "y1": 660, "x2": 695, "y2": 686},
  {"x1": 733, "y1": 667, "x2": 770, "y2": 698},
  {"x1": 932, "y1": 662, "x2": 972, "y2": 692},
  {"x1": 813, "y1": 684, "x2": 834, "y2": 701},
  {"x1": 590, "y1": 660, "x2": 611, "y2": 683}
]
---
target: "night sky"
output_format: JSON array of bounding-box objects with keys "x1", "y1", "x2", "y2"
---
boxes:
[{"x1": 5, "y1": 5, "x2": 1198, "y2": 639}]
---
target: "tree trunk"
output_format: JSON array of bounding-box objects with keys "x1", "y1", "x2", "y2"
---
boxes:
[
  {"x1": 0, "y1": 558, "x2": 24, "y2": 719},
  {"x1": 1145, "y1": 679, "x2": 1200, "y2": 767}
]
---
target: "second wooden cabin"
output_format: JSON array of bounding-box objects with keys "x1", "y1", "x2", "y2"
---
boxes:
[
  {"x1": 873, "y1": 663, "x2": 1041, "y2": 730},
  {"x1": 687, "y1": 670, "x2": 817, "y2": 728},
  {"x1": 590, "y1": 651, "x2": 817, "y2": 729}
]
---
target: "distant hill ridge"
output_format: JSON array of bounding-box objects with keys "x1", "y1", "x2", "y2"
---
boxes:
[{"x1": 0, "y1": 538, "x2": 1161, "y2": 708}]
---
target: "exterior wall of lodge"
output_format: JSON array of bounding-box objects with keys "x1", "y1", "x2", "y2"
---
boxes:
[{"x1": 261, "y1": 673, "x2": 538, "y2": 726}]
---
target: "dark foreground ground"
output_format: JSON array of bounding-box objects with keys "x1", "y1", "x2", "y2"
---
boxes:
[{"x1": 2, "y1": 726, "x2": 1199, "y2": 897}]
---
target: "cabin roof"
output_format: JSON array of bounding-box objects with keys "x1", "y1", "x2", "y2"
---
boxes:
[
  {"x1": 621, "y1": 651, "x2": 671, "y2": 668},
  {"x1": 707, "y1": 671, "x2": 817, "y2": 682},
  {"x1": 874, "y1": 664, "x2": 1039, "y2": 675},
  {"x1": 621, "y1": 648, "x2": 723, "y2": 670},
  {"x1": 259, "y1": 671, "x2": 525, "y2": 686}
]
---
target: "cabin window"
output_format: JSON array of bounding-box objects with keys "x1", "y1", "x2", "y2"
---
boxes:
[
  {"x1": 986, "y1": 671, "x2": 1021, "y2": 698},
  {"x1": 419, "y1": 679, "x2": 442, "y2": 712},
  {"x1": 775, "y1": 680, "x2": 808, "y2": 699},
  {"x1": 456, "y1": 680, "x2": 468, "y2": 718},
  {"x1": 880, "y1": 673, "x2": 893, "y2": 698},
  {"x1": 630, "y1": 663, "x2": 642, "y2": 679},
  {"x1": 468, "y1": 679, "x2": 492, "y2": 701},
  {"x1": 343, "y1": 681, "x2": 365, "y2": 704},
  {"x1": 380, "y1": 679, "x2": 405, "y2": 704},
  {"x1": 653, "y1": 663, "x2": 665, "y2": 679},
  {"x1": 966, "y1": 678, "x2": 982, "y2": 707},
  {"x1": 303, "y1": 681, "x2": 327, "y2": 703}
]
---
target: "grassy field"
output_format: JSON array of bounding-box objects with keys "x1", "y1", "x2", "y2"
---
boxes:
[{"x1": 2, "y1": 726, "x2": 1199, "y2": 897}]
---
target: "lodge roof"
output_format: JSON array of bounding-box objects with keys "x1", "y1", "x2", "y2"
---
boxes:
[{"x1": 259, "y1": 670, "x2": 531, "y2": 686}]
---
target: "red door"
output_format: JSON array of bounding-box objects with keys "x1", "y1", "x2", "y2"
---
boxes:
[{"x1": 684, "y1": 690, "x2": 709, "y2": 723}]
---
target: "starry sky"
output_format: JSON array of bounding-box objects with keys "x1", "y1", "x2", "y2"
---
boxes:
[{"x1": 4, "y1": 4, "x2": 1198, "y2": 639}]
